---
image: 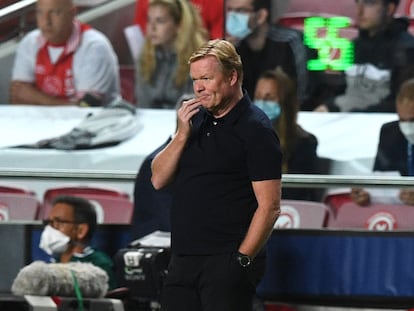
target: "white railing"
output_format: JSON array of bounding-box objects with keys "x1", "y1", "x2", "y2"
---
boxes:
[
  {"x1": 0, "y1": 0, "x2": 36, "y2": 22},
  {"x1": 1, "y1": 168, "x2": 414, "y2": 188}
]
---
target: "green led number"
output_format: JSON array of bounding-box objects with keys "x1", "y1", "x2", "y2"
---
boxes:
[{"x1": 304, "y1": 16, "x2": 354, "y2": 71}]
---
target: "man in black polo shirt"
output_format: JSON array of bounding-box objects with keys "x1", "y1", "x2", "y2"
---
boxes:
[{"x1": 151, "y1": 39, "x2": 282, "y2": 310}]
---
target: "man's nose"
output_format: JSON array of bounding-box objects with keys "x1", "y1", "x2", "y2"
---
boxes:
[{"x1": 193, "y1": 81, "x2": 204, "y2": 92}]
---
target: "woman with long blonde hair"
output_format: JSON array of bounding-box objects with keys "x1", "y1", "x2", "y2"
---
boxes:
[{"x1": 135, "y1": 0, "x2": 208, "y2": 108}]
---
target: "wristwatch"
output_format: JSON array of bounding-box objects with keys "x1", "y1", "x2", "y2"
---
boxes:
[{"x1": 236, "y1": 252, "x2": 251, "y2": 268}]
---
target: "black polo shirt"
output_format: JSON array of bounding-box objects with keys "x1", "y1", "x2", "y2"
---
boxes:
[{"x1": 171, "y1": 93, "x2": 282, "y2": 255}]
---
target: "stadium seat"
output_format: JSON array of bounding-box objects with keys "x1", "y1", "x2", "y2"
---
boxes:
[
  {"x1": 284, "y1": 0, "x2": 357, "y2": 18},
  {"x1": 40, "y1": 185, "x2": 134, "y2": 224},
  {"x1": 327, "y1": 201, "x2": 414, "y2": 230},
  {"x1": 0, "y1": 185, "x2": 40, "y2": 221},
  {"x1": 278, "y1": 12, "x2": 314, "y2": 31},
  {"x1": 0, "y1": 185, "x2": 36, "y2": 195},
  {"x1": 264, "y1": 304, "x2": 297, "y2": 311},
  {"x1": 323, "y1": 191, "x2": 353, "y2": 216},
  {"x1": 273, "y1": 199, "x2": 329, "y2": 229},
  {"x1": 119, "y1": 65, "x2": 136, "y2": 105}
]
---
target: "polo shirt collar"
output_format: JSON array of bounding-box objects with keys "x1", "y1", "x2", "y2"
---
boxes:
[
  {"x1": 217, "y1": 91, "x2": 251, "y2": 124},
  {"x1": 38, "y1": 19, "x2": 82, "y2": 55}
]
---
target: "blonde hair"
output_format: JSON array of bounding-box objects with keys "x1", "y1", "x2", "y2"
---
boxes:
[
  {"x1": 397, "y1": 78, "x2": 414, "y2": 105},
  {"x1": 140, "y1": 0, "x2": 208, "y2": 88},
  {"x1": 189, "y1": 39, "x2": 244, "y2": 85}
]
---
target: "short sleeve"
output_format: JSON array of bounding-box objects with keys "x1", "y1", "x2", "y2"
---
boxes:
[
  {"x1": 246, "y1": 124, "x2": 282, "y2": 181},
  {"x1": 11, "y1": 31, "x2": 40, "y2": 82},
  {"x1": 73, "y1": 30, "x2": 120, "y2": 103}
]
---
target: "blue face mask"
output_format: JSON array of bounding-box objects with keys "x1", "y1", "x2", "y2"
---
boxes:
[
  {"x1": 226, "y1": 11, "x2": 253, "y2": 39},
  {"x1": 255, "y1": 100, "x2": 281, "y2": 121}
]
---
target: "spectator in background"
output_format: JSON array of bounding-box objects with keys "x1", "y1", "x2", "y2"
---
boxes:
[
  {"x1": 315, "y1": 0, "x2": 414, "y2": 112},
  {"x1": 131, "y1": 137, "x2": 172, "y2": 239},
  {"x1": 134, "y1": 0, "x2": 224, "y2": 39},
  {"x1": 351, "y1": 78, "x2": 414, "y2": 206},
  {"x1": 135, "y1": 0, "x2": 207, "y2": 108},
  {"x1": 225, "y1": 0, "x2": 308, "y2": 105},
  {"x1": 40, "y1": 195, "x2": 116, "y2": 289},
  {"x1": 254, "y1": 67, "x2": 319, "y2": 201},
  {"x1": 9, "y1": 0, "x2": 120, "y2": 106}
]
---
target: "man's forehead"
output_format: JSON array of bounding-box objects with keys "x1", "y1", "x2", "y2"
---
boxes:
[{"x1": 36, "y1": 0, "x2": 73, "y2": 9}]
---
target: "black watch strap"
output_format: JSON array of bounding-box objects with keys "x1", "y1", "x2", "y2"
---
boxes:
[{"x1": 236, "y1": 251, "x2": 251, "y2": 267}]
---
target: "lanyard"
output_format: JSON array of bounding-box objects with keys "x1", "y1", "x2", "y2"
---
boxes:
[{"x1": 408, "y1": 141, "x2": 413, "y2": 176}]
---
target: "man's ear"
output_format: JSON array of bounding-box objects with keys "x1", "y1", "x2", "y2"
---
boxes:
[
  {"x1": 75, "y1": 223, "x2": 89, "y2": 240},
  {"x1": 256, "y1": 8, "x2": 269, "y2": 26},
  {"x1": 386, "y1": 3, "x2": 397, "y2": 17},
  {"x1": 229, "y1": 69, "x2": 239, "y2": 86}
]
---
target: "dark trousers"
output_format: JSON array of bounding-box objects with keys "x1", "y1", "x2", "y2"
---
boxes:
[{"x1": 161, "y1": 252, "x2": 266, "y2": 311}]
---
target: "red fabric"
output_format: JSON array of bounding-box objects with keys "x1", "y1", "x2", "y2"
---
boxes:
[
  {"x1": 119, "y1": 65, "x2": 136, "y2": 105},
  {"x1": 35, "y1": 23, "x2": 91, "y2": 101},
  {"x1": 264, "y1": 304, "x2": 297, "y2": 311},
  {"x1": 134, "y1": 0, "x2": 224, "y2": 39},
  {"x1": 324, "y1": 192, "x2": 353, "y2": 216}
]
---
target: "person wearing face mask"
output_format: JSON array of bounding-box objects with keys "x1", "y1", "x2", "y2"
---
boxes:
[
  {"x1": 314, "y1": 0, "x2": 414, "y2": 113},
  {"x1": 39, "y1": 195, "x2": 116, "y2": 289},
  {"x1": 351, "y1": 78, "x2": 414, "y2": 206},
  {"x1": 254, "y1": 67, "x2": 320, "y2": 201},
  {"x1": 225, "y1": 0, "x2": 309, "y2": 106}
]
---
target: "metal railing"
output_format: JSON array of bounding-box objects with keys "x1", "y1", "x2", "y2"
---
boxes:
[
  {"x1": 0, "y1": 0, "x2": 36, "y2": 38},
  {"x1": 0, "y1": 0, "x2": 36, "y2": 22},
  {"x1": 1, "y1": 168, "x2": 414, "y2": 188}
]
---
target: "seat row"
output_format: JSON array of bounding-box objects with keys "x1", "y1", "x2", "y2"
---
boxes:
[
  {"x1": 1, "y1": 183, "x2": 413, "y2": 230},
  {"x1": 0, "y1": 185, "x2": 134, "y2": 224},
  {"x1": 275, "y1": 197, "x2": 414, "y2": 231}
]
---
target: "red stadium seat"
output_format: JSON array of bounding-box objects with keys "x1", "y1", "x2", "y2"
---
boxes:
[
  {"x1": 264, "y1": 304, "x2": 297, "y2": 311},
  {"x1": 273, "y1": 200, "x2": 329, "y2": 229},
  {"x1": 323, "y1": 191, "x2": 353, "y2": 216},
  {"x1": 119, "y1": 65, "x2": 136, "y2": 105},
  {"x1": 327, "y1": 201, "x2": 414, "y2": 230},
  {"x1": 40, "y1": 185, "x2": 133, "y2": 224},
  {"x1": 0, "y1": 185, "x2": 40, "y2": 221},
  {"x1": 278, "y1": 12, "x2": 314, "y2": 31},
  {"x1": 0, "y1": 185, "x2": 36, "y2": 195}
]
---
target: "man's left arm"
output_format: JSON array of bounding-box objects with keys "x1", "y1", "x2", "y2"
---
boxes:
[
  {"x1": 238, "y1": 179, "x2": 281, "y2": 259},
  {"x1": 10, "y1": 81, "x2": 72, "y2": 105}
]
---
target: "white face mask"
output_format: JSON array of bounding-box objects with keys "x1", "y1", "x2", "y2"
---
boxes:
[
  {"x1": 226, "y1": 11, "x2": 253, "y2": 40},
  {"x1": 399, "y1": 121, "x2": 414, "y2": 145},
  {"x1": 39, "y1": 225, "x2": 70, "y2": 256}
]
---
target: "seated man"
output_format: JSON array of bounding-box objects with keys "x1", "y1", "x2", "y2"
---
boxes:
[
  {"x1": 316, "y1": 0, "x2": 414, "y2": 112},
  {"x1": 225, "y1": 0, "x2": 308, "y2": 105},
  {"x1": 10, "y1": 0, "x2": 120, "y2": 106},
  {"x1": 40, "y1": 195, "x2": 116, "y2": 289},
  {"x1": 351, "y1": 78, "x2": 414, "y2": 206}
]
